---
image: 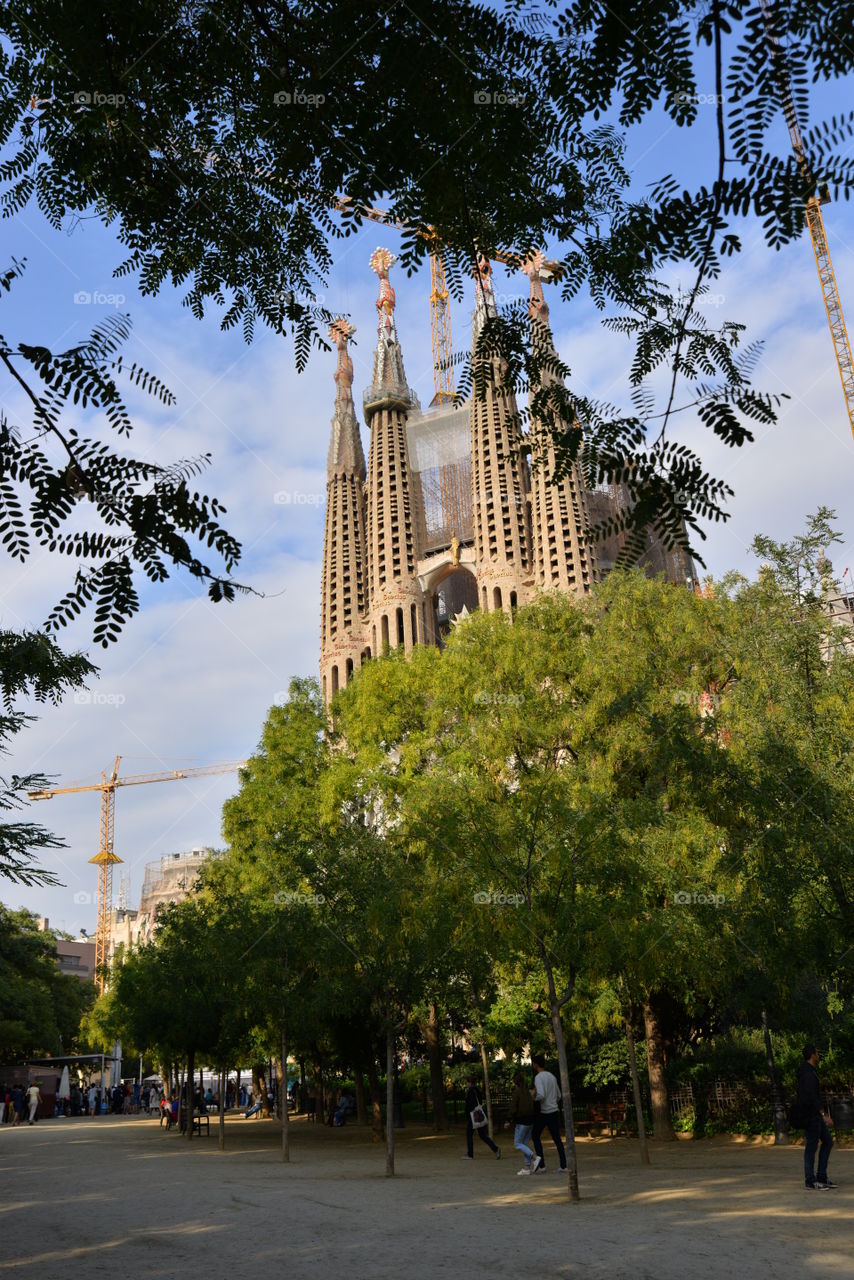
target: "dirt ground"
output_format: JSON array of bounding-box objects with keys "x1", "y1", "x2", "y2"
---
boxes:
[{"x1": 0, "y1": 1115, "x2": 851, "y2": 1279}]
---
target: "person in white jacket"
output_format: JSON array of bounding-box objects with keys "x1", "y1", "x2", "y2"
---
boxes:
[
  {"x1": 529, "y1": 1057, "x2": 567, "y2": 1173},
  {"x1": 26, "y1": 1083, "x2": 42, "y2": 1124}
]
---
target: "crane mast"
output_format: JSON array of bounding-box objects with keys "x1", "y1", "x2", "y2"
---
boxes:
[
  {"x1": 29, "y1": 756, "x2": 246, "y2": 991},
  {"x1": 760, "y1": 0, "x2": 854, "y2": 438}
]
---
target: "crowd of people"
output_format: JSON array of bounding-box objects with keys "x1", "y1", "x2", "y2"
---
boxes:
[{"x1": 0, "y1": 1083, "x2": 43, "y2": 1125}]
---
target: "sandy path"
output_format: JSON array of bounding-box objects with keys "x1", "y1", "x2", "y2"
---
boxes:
[{"x1": 0, "y1": 1116, "x2": 850, "y2": 1279}]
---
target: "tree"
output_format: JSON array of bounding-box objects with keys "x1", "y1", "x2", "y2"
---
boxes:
[
  {"x1": 1, "y1": 630, "x2": 94, "y2": 886},
  {"x1": 5, "y1": 3, "x2": 853, "y2": 558},
  {"x1": 0, "y1": 907, "x2": 94, "y2": 1059},
  {"x1": 1, "y1": 261, "x2": 244, "y2": 647}
]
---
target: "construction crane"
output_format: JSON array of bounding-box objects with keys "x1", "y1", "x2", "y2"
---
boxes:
[
  {"x1": 28, "y1": 757, "x2": 247, "y2": 991},
  {"x1": 760, "y1": 0, "x2": 854, "y2": 438}
]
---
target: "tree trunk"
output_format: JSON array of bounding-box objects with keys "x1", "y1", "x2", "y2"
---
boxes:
[
  {"x1": 354, "y1": 1069, "x2": 368, "y2": 1126},
  {"x1": 253, "y1": 1066, "x2": 270, "y2": 1117},
  {"x1": 643, "y1": 1000, "x2": 675, "y2": 1141},
  {"x1": 315, "y1": 1061, "x2": 324, "y2": 1125},
  {"x1": 185, "y1": 1049, "x2": 195, "y2": 1141},
  {"x1": 218, "y1": 1069, "x2": 225, "y2": 1149},
  {"x1": 281, "y1": 1023, "x2": 290, "y2": 1162},
  {"x1": 385, "y1": 1020, "x2": 395, "y2": 1176},
  {"x1": 425, "y1": 1002, "x2": 449, "y2": 1131},
  {"x1": 365, "y1": 1057, "x2": 383, "y2": 1141},
  {"x1": 625, "y1": 1014, "x2": 650, "y2": 1165},
  {"x1": 478, "y1": 1035, "x2": 494, "y2": 1141},
  {"x1": 541, "y1": 952, "x2": 579, "y2": 1202},
  {"x1": 762, "y1": 1009, "x2": 790, "y2": 1145}
]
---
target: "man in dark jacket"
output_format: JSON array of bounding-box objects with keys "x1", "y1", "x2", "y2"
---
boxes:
[
  {"x1": 462, "y1": 1075, "x2": 500, "y2": 1161},
  {"x1": 797, "y1": 1045, "x2": 836, "y2": 1189}
]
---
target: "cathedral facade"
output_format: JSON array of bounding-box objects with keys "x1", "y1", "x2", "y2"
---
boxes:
[{"x1": 319, "y1": 248, "x2": 690, "y2": 703}]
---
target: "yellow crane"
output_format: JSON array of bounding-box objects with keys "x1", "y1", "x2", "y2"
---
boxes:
[
  {"x1": 28, "y1": 757, "x2": 247, "y2": 991},
  {"x1": 761, "y1": 0, "x2": 854, "y2": 438}
]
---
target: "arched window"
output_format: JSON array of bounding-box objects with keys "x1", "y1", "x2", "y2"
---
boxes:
[
  {"x1": 493, "y1": 586, "x2": 502, "y2": 612},
  {"x1": 331, "y1": 665, "x2": 339, "y2": 696},
  {"x1": 396, "y1": 607, "x2": 404, "y2": 646}
]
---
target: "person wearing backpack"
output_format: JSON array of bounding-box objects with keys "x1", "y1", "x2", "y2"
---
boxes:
[
  {"x1": 462, "y1": 1074, "x2": 500, "y2": 1160},
  {"x1": 796, "y1": 1045, "x2": 837, "y2": 1190},
  {"x1": 529, "y1": 1056, "x2": 567, "y2": 1174}
]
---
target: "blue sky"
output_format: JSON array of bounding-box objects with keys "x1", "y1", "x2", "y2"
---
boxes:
[{"x1": 2, "y1": 23, "x2": 854, "y2": 934}]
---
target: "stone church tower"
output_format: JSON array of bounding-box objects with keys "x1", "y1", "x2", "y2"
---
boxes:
[
  {"x1": 319, "y1": 248, "x2": 690, "y2": 702},
  {"x1": 469, "y1": 255, "x2": 535, "y2": 615},
  {"x1": 523, "y1": 252, "x2": 597, "y2": 597},
  {"x1": 319, "y1": 317, "x2": 369, "y2": 702}
]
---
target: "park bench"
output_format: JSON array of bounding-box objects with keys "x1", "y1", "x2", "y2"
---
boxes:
[
  {"x1": 572, "y1": 1100, "x2": 628, "y2": 1136},
  {"x1": 192, "y1": 1110, "x2": 211, "y2": 1136}
]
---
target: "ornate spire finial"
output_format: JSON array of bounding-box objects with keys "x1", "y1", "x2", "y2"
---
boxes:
[
  {"x1": 520, "y1": 251, "x2": 551, "y2": 321},
  {"x1": 369, "y1": 247, "x2": 399, "y2": 345},
  {"x1": 326, "y1": 317, "x2": 364, "y2": 478},
  {"x1": 329, "y1": 317, "x2": 356, "y2": 399},
  {"x1": 473, "y1": 253, "x2": 496, "y2": 318}
]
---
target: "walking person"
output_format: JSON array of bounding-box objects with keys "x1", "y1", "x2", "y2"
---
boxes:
[
  {"x1": 26, "y1": 1082, "x2": 42, "y2": 1125},
  {"x1": 797, "y1": 1045, "x2": 837, "y2": 1190},
  {"x1": 529, "y1": 1056, "x2": 567, "y2": 1174},
  {"x1": 462, "y1": 1074, "x2": 500, "y2": 1161},
  {"x1": 505, "y1": 1070, "x2": 536, "y2": 1174}
]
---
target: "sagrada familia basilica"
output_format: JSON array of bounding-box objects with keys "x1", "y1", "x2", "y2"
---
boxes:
[{"x1": 319, "y1": 248, "x2": 694, "y2": 702}]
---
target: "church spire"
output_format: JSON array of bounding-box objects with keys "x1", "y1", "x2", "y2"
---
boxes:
[
  {"x1": 363, "y1": 248, "x2": 428, "y2": 654},
  {"x1": 364, "y1": 247, "x2": 412, "y2": 412},
  {"x1": 469, "y1": 254, "x2": 533, "y2": 614},
  {"x1": 327, "y1": 317, "x2": 365, "y2": 478},
  {"x1": 521, "y1": 252, "x2": 597, "y2": 596},
  {"x1": 320, "y1": 317, "x2": 369, "y2": 703}
]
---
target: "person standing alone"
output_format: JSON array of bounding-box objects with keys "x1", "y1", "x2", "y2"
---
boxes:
[
  {"x1": 530, "y1": 1056, "x2": 567, "y2": 1174},
  {"x1": 25, "y1": 1082, "x2": 41, "y2": 1125},
  {"x1": 797, "y1": 1045, "x2": 837, "y2": 1189}
]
